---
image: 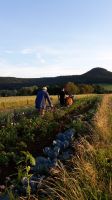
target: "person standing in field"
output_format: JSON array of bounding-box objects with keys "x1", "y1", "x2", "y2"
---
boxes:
[
  {"x1": 35, "y1": 86, "x2": 53, "y2": 116},
  {"x1": 59, "y1": 88, "x2": 66, "y2": 106}
]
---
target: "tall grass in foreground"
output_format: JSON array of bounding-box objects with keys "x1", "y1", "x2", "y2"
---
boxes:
[
  {"x1": 94, "y1": 94, "x2": 112, "y2": 142},
  {"x1": 41, "y1": 94, "x2": 112, "y2": 200},
  {"x1": 43, "y1": 140, "x2": 111, "y2": 200}
]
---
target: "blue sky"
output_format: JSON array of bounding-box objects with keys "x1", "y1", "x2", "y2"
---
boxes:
[{"x1": 0, "y1": 0, "x2": 112, "y2": 78}]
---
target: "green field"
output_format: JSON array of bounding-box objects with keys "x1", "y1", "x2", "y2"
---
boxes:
[{"x1": 100, "y1": 84, "x2": 112, "y2": 91}]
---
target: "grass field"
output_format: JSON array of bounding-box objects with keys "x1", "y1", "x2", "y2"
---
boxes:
[
  {"x1": 0, "y1": 94, "x2": 97, "y2": 111},
  {"x1": 100, "y1": 84, "x2": 112, "y2": 91},
  {"x1": 0, "y1": 96, "x2": 35, "y2": 110},
  {"x1": 0, "y1": 95, "x2": 59, "y2": 111}
]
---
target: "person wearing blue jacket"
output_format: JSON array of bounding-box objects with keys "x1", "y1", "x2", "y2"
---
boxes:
[{"x1": 35, "y1": 86, "x2": 53, "y2": 116}]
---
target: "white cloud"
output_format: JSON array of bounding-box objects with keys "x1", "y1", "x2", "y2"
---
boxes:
[{"x1": 21, "y1": 48, "x2": 34, "y2": 55}]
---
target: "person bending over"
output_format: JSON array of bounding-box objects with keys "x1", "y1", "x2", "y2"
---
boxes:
[{"x1": 35, "y1": 86, "x2": 53, "y2": 117}]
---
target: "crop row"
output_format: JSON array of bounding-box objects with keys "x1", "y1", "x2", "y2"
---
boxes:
[{"x1": 0, "y1": 96, "x2": 100, "y2": 185}]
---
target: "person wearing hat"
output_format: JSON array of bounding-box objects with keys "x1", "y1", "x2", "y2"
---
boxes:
[{"x1": 35, "y1": 86, "x2": 53, "y2": 116}]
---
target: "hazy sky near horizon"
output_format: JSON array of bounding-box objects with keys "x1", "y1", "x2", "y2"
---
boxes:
[{"x1": 0, "y1": 0, "x2": 112, "y2": 78}]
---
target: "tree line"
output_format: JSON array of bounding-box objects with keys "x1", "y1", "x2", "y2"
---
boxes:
[{"x1": 0, "y1": 82, "x2": 107, "y2": 97}]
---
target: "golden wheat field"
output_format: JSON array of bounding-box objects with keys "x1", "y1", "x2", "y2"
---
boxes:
[
  {"x1": 0, "y1": 94, "x2": 98, "y2": 111},
  {"x1": 0, "y1": 95, "x2": 59, "y2": 111}
]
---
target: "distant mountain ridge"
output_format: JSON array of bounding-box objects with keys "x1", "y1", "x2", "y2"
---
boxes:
[
  {"x1": 82, "y1": 67, "x2": 112, "y2": 77},
  {"x1": 0, "y1": 67, "x2": 112, "y2": 90}
]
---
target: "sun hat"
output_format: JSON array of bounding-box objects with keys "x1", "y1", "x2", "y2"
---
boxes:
[{"x1": 42, "y1": 86, "x2": 47, "y2": 91}]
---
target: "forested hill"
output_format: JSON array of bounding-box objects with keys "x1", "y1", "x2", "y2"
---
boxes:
[{"x1": 0, "y1": 67, "x2": 112, "y2": 90}]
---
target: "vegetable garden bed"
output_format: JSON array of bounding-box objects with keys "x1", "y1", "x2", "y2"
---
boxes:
[{"x1": 0, "y1": 96, "x2": 100, "y2": 195}]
